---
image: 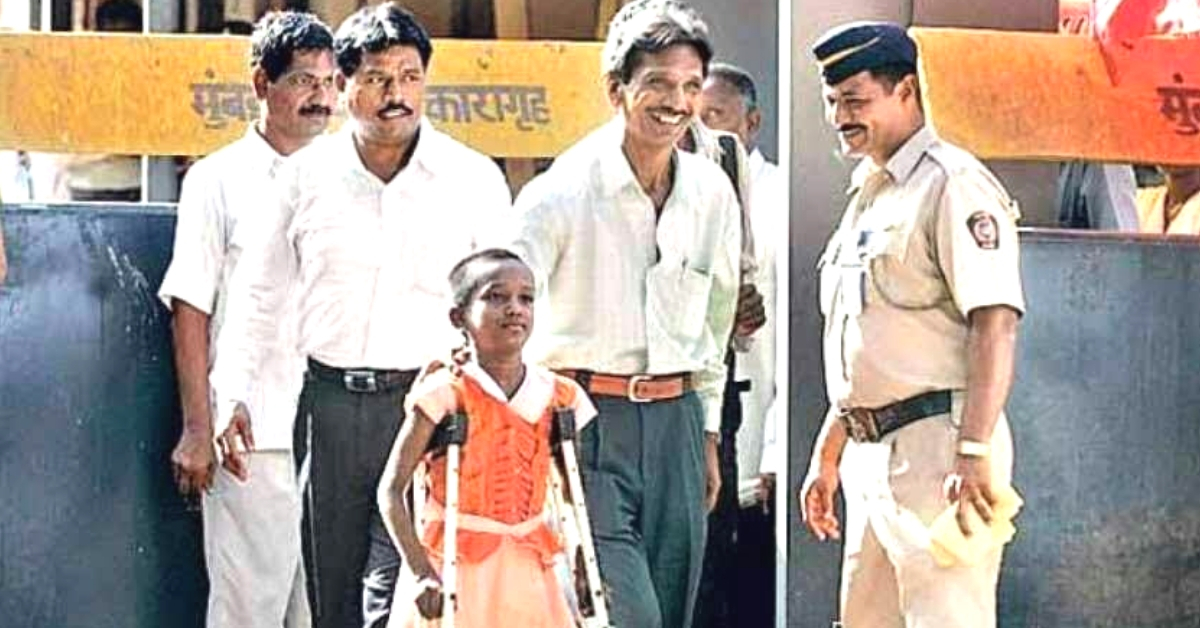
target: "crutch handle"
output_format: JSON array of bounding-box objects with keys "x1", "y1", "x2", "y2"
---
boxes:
[
  {"x1": 552, "y1": 407, "x2": 577, "y2": 445},
  {"x1": 427, "y1": 411, "x2": 470, "y2": 454},
  {"x1": 440, "y1": 411, "x2": 469, "y2": 628}
]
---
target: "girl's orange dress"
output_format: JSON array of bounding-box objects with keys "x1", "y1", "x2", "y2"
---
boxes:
[{"x1": 389, "y1": 362, "x2": 596, "y2": 628}]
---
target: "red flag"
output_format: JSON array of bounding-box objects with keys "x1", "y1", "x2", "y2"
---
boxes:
[{"x1": 1089, "y1": 0, "x2": 1200, "y2": 83}]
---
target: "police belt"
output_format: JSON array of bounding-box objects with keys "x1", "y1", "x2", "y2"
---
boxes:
[
  {"x1": 306, "y1": 358, "x2": 418, "y2": 394},
  {"x1": 839, "y1": 390, "x2": 951, "y2": 443}
]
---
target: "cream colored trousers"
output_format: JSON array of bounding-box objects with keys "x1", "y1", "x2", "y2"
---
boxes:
[
  {"x1": 837, "y1": 399, "x2": 1014, "y2": 628},
  {"x1": 203, "y1": 451, "x2": 310, "y2": 628}
]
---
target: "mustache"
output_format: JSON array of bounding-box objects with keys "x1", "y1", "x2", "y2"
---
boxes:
[
  {"x1": 838, "y1": 124, "x2": 866, "y2": 134},
  {"x1": 379, "y1": 101, "x2": 415, "y2": 116},
  {"x1": 299, "y1": 104, "x2": 332, "y2": 116}
]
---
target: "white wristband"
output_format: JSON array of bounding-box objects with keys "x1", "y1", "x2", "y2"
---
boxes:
[
  {"x1": 415, "y1": 576, "x2": 442, "y2": 595},
  {"x1": 956, "y1": 439, "x2": 991, "y2": 458}
]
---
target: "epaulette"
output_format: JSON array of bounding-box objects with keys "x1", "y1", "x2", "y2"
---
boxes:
[{"x1": 926, "y1": 141, "x2": 1021, "y2": 220}]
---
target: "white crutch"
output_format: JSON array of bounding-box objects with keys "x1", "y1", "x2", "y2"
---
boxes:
[
  {"x1": 551, "y1": 407, "x2": 612, "y2": 628},
  {"x1": 420, "y1": 410, "x2": 469, "y2": 628}
]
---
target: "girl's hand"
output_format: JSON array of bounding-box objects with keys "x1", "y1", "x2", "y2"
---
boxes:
[
  {"x1": 415, "y1": 576, "x2": 444, "y2": 619},
  {"x1": 573, "y1": 546, "x2": 594, "y2": 616}
]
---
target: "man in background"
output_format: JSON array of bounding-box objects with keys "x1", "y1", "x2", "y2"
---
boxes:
[
  {"x1": 698, "y1": 61, "x2": 781, "y2": 627},
  {"x1": 1135, "y1": 164, "x2": 1200, "y2": 233}
]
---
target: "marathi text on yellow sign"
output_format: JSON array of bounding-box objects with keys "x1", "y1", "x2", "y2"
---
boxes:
[
  {"x1": 0, "y1": 33, "x2": 612, "y2": 158},
  {"x1": 912, "y1": 27, "x2": 1200, "y2": 165}
]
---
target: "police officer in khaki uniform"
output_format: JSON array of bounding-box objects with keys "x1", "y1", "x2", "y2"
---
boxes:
[{"x1": 799, "y1": 22, "x2": 1025, "y2": 628}]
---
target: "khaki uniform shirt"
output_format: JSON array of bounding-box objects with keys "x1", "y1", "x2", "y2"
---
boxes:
[
  {"x1": 1136, "y1": 186, "x2": 1200, "y2": 234},
  {"x1": 820, "y1": 126, "x2": 1025, "y2": 410}
]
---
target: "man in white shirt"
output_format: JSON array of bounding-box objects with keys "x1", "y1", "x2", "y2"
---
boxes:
[
  {"x1": 158, "y1": 11, "x2": 336, "y2": 628},
  {"x1": 699, "y1": 61, "x2": 783, "y2": 628},
  {"x1": 509, "y1": 1, "x2": 740, "y2": 626},
  {"x1": 215, "y1": 5, "x2": 511, "y2": 627}
]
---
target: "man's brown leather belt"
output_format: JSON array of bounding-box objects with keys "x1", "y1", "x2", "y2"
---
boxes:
[
  {"x1": 839, "y1": 390, "x2": 951, "y2": 443},
  {"x1": 558, "y1": 370, "x2": 692, "y2": 403}
]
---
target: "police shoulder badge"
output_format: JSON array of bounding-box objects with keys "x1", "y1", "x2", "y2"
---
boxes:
[{"x1": 966, "y1": 211, "x2": 999, "y2": 250}]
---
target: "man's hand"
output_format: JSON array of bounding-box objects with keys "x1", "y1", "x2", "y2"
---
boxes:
[
  {"x1": 216, "y1": 403, "x2": 255, "y2": 481},
  {"x1": 757, "y1": 472, "x2": 776, "y2": 512},
  {"x1": 733, "y1": 282, "x2": 767, "y2": 339},
  {"x1": 944, "y1": 454, "x2": 996, "y2": 536},
  {"x1": 171, "y1": 426, "x2": 215, "y2": 496},
  {"x1": 800, "y1": 463, "x2": 841, "y2": 541},
  {"x1": 704, "y1": 433, "x2": 721, "y2": 513}
]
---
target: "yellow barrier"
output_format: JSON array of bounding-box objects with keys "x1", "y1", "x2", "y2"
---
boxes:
[
  {"x1": 912, "y1": 27, "x2": 1200, "y2": 165},
  {"x1": 0, "y1": 32, "x2": 612, "y2": 158}
]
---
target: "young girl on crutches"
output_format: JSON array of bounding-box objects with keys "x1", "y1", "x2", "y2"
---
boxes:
[{"x1": 377, "y1": 248, "x2": 606, "y2": 628}]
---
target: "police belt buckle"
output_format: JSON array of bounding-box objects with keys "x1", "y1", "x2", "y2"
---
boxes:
[
  {"x1": 343, "y1": 369, "x2": 379, "y2": 394},
  {"x1": 839, "y1": 407, "x2": 881, "y2": 443}
]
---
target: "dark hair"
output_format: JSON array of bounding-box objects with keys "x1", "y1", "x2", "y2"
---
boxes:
[
  {"x1": 602, "y1": 0, "x2": 713, "y2": 84},
  {"x1": 708, "y1": 62, "x2": 758, "y2": 112},
  {"x1": 447, "y1": 248, "x2": 529, "y2": 310},
  {"x1": 250, "y1": 11, "x2": 334, "y2": 83},
  {"x1": 95, "y1": 0, "x2": 142, "y2": 32},
  {"x1": 868, "y1": 63, "x2": 917, "y2": 92},
  {"x1": 333, "y1": 2, "x2": 433, "y2": 77}
]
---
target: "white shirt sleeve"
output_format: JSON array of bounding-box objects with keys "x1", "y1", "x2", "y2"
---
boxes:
[
  {"x1": 212, "y1": 162, "x2": 301, "y2": 416},
  {"x1": 406, "y1": 368, "x2": 459, "y2": 423},
  {"x1": 508, "y1": 174, "x2": 567, "y2": 298},
  {"x1": 758, "y1": 397, "x2": 779, "y2": 475},
  {"x1": 694, "y1": 181, "x2": 742, "y2": 434},
  {"x1": 157, "y1": 161, "x2": 225, "y2": 314},
  {"x1": 469, "y1": 158, "x2": 515, "y2": 250}
]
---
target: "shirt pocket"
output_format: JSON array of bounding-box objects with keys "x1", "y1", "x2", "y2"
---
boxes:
[
  {"x1": 866, "y1": 221, "x2": 946, "y2": 310},
  {"x1": 645, "y1": 260, "x2": 714, "y2": 358}
]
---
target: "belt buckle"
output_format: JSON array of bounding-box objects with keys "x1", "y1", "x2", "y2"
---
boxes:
[
  {"x1": 627, "y1": 375, "x2": 652, "y2": 403},
  {"x1": 343, "y1": 370, "x2": 379, "y2": 394},
  {"x1": 840, "y1": 408, "x2": 880, "y2": 443}
]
